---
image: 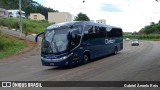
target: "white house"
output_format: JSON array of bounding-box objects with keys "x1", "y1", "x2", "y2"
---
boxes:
[{"x1": 7, "y1": 10, "x2": 26, "y2": 18}]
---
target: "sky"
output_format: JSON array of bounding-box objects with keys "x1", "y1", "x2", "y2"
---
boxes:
[{"x1": 34, "y1": 0, "x2": 160, "y2": 32}]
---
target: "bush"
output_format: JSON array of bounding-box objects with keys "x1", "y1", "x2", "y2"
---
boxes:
[
  {"x1": 124, "y1": 33, "x2": 160, "y2": 40},
  {"x1": 0, "y1": 33, "x2": 27, "y2": 59},
  {"x1": 0, "y1": 17, "x2": 52, "y2": 34}
]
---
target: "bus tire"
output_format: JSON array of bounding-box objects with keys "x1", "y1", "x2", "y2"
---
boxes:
[
  {"x1": 83, "y1": 53, "x2": 89, "y2": 64},
  {"x1": 114, "y1": 47, "x2": 118, "y2": 55}
]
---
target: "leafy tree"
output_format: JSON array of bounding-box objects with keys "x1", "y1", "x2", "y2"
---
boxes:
[
  {"x1": 150, "y1": 22, "x2": 155, "y2": 25},
  {"x1": 139, "y1": 28, "x2": 145, "y2": 34},
  {"x1": 74, "y1": 12, "x2": 90, "y2": 21},
  {"x1": 139, "y1": 19, "x2": 160, "y2": 34}
]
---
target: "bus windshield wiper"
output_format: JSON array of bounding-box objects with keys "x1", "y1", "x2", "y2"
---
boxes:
[{"x1": 50, "y1": 32, "x2": 59, "y2": 53}]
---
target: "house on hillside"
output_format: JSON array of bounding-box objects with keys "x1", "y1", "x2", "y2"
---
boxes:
[
  {"x1": 0, "y1": 8, "x2": 8, "y2": 17},
  {"x1": 29, "y1": 13, "x2": 45, "y2": 20},
  {"x1": 7, "y1": 10, "x2": 26, "y2": 18},
  {"x1": 48, "y1": 12, "x2": 73, "y2": 23}
]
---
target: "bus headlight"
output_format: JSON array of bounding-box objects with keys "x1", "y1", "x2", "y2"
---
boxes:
[
  {"x1": 62, "y1": 56, "x2": 67, "y2": 60},
  {"x1": 60, "y1": 53, "x2": 73, "y2": 60},
  {"x1": 41, "y1": 53, "x2": 73, "y2": 62}
]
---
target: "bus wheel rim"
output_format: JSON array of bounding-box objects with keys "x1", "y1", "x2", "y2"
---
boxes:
[
  {"x1": 84, "y1": 55, "x2": 88, "y2": 63},
  {"x1": 115, "y1": 48, "x2": 117, "y2": 54}
]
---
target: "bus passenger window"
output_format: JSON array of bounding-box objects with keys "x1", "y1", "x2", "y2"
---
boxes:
[
  {"x1": 95, "y1": 26, "x2": 99, "y2": 33},
  {"x1": 70, "y1": 30, "x2": 81, "y2": 48},
  {"x1": 83, "y1": 25, "x2": 94, "y2": 41},
  {"x1": 107, "y1": 28, "x2": 123, "y2": 38}
]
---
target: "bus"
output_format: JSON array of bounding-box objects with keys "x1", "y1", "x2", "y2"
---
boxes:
[{"x1": 35, "y1": 21, "x2": 123, "y2": 66}]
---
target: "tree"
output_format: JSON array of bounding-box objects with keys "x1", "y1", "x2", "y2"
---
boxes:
[
  {"x1": 139, "y1": 28, "x2": 145, "y2": 34},
  {"x1": 150, "y1": 22, "x2": 155, "y2": 25},
  {"x1": 74, "y1": 12, "x2": 90, "y2": 21}
]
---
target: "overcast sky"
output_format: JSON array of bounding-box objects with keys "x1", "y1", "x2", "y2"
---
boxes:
[{"x1": 34, "y1": 0, "x2": 160, "y2": 32}]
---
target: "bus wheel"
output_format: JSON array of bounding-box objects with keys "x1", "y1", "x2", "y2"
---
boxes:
[
  {"x1": 83, "y1": 54, "x2": 89, "y2": 64},
  {"x1": 114, "y1": 47, "x2": 118, "y2": 55}
]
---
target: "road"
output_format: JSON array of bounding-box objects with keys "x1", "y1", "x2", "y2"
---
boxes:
[{"x1": 0, "y1": 40, "x2": 160, "y2": 90}]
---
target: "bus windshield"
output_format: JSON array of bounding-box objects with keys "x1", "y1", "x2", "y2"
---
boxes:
[
  {"x1": 42, "y1": 26, "x2": 70, "y2": 54},
  {"x1": 42, "y1": 25, "x2": 82, "y2": 54}
]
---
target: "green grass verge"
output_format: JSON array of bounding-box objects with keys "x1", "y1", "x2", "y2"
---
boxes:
[
  {"x1": 0, "y1": 17, "x2": 53, "y2": 34},
  {"x1": 124, "y1": 34, "x2": 160, "y2": 41},
  {"x1": 0, "y1": 32, "x2": 27, "y2": 59},
  {"x1": 140, "y1": 39, "x2": 160, "y2": 41}
]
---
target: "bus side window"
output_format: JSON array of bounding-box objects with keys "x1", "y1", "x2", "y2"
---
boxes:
[
  {"x1": 99, "y1": 27, "x2": 107, "y2": 38},
  {"x1": 83, "y1": 25, "x2": 93, "y2": 41},
  {"x1": 95, "y1": 26, "x2": 106, "y2": 38},
  {"x1": 107, "y1": 28, "x2": 115, "y2": 37},
  {"x1": 107, "y1": 28, "x2": 123, "y2": 38},
  {"x1": 95, "y1": 26, "x2": 99, "y2": 33},
  {"x1": 70, "y1": 30, "x2": 81, "y2": 48}
]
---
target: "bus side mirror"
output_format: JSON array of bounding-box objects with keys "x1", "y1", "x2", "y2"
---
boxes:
[
  {"x1": 74, "y1": 34, "x2": 78, "y2": 39},
  {"x1": 70, "y1": 31, "x2": 78, "y2": 39},
  {"x1": 67, "y1": 32, "x2": 72, "y2": 40},
  {"x1": 35, "y1": 32, "x2": 44, "y2": 43}
]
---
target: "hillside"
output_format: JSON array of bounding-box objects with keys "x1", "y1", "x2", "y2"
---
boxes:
[
  {"x1": 0, "y1": 32, "x2": 27, "y2": 59},
  {"x1": 0, "y1": 0, "x2": 58, "y2": 19},
  {"x1": 139, "y1": 22, "x2": 160, "y2": 34}
]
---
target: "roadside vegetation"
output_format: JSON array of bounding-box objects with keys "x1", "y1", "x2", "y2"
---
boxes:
[
  {"x1": 0, "y1": 16, "x2": 53, "y2": 59},
  {"x1": 0, "y1": 32, "x2": 27, "y2": 59},
  {"x1": 0, "y1": 17, "x2": 53, "y2": 34},
  {"x1": 74, "y1": 12, "x2": 90, "y2": 21},
  {"x1": 124, "y1": 34, "x2": 160, "y2": 41},
  {"x1": 124, "y1": 21, "x2": 160, "y2": 41}
]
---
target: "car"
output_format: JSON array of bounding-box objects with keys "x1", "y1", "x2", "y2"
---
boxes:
[
  {"x1": 131, "y1": 39, "x2": 139, "y2": 46},
  {"x1": 125, "y1": 38, "x2": 130, "y2": 41}
]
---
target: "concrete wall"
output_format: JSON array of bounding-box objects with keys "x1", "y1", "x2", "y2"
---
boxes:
[
  {"x1": 29, "y1": 13, "x2": 45, "y2": 20},
  {"x1": 48, "y1": 12, "x2": 73, "y2": 23}
]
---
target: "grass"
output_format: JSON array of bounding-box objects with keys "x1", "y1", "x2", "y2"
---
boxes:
[
  {"x1": 123, "y1": 34, "x2": 160, "y2": 41},
  {"x1": 0, "y1": 17, "x2": 53, "y2": 34},
  {"x1": 0, "y1": 17, "x2": 50, "y2": 59},
  {"x1": 0, "y1": 32, "x2": 27, "y2": 59}
]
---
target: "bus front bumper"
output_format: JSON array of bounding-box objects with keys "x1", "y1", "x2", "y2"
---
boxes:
[
  {"x1": 41, "y1": 59, "x2": 69, "y2": 66},
  {"x1": 41, "y1": 53, "x2": 73, "y2": 66}
]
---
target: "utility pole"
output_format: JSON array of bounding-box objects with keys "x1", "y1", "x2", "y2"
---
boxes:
[{"x1": 19, "y1": 0, "x2": 22, "y2": 37}]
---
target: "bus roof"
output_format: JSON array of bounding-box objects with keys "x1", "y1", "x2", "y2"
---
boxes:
[{"x1": 46, "y1": 21, "x2": 121, "y2": 30}]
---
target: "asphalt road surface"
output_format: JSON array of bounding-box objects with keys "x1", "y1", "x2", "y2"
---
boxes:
[{"x1": 0, "y1": 40, "x2": 160, "y2": 90}]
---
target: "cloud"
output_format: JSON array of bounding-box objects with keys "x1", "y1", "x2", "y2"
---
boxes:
[
  {"x1": 35, "y1": 0, "x2": 160, "y2": 32},
  {"x1": 101, "y1": 4, "x2": 123, "y2": 12}
]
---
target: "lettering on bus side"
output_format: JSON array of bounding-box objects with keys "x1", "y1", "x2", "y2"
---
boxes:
[{"x1": 105, "y1": 39, "x2": 115, "y2": 44}]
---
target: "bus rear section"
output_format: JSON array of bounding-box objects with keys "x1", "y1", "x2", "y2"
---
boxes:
[{"x1": 81, "y1": 25, "x2": 123, "y2": 61}]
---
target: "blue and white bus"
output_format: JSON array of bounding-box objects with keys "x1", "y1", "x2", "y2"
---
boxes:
[{"x1": 35, "y1": 21, "x2": 123, "y2": 66}]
